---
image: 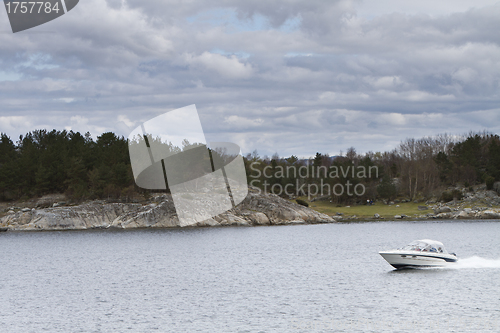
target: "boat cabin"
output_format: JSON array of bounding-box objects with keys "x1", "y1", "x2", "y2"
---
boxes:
[{"x1": 400, "y1": 239, "x2": 448, "y2": 253}]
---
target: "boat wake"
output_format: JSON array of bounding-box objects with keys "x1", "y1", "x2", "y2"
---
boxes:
[{"x1": 449, "y1": 256, "x2": 500, "y2": 269}]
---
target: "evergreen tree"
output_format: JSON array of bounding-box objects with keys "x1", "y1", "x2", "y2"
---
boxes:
[
  {"x1": 377, "y1": 175, "x2": 397, "y2": 201},
  {"x1": 0, "y1": 134, "x2": 19, "y2": 199}
]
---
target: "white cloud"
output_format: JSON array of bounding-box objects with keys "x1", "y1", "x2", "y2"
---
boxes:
[
  {"x1": 183, "y1": 52, "x2": 253, "y2": 79},
  {"x1": 364, "y1": 76, "x2": 405, "y2": 90},
  {"x1": 356, "y1": 0, "x2": 500, "y2": 19},
  {"x1": 0, "y1": 116, "x2": 32, "y2": 134},
  {"x1": 117, "y1": 114, "x2": 135, "y2": 128},
  {"x1": 55, "y1": 98, "x2": 75, "y2": 103},
  {"x1": 379, "y1": 113, "x2": 407, "y2": 126},
  {"x1": 224, "y1": 115, "x2": 264, "y2": 129},
  {"x1": 0, "y1": 71, "x2": 22, "y2": 82},
  {"x1": 452, "y1": 67, "x2": 478, "y2": 83},
  {"x1": 0, "y1": 0, "x2": 499, "y2": 157}
]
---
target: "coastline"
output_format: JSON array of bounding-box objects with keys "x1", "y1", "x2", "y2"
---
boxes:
[
  {"x1": 0, "y1": 188, "x2": 336, "y2": 232},
  {"x1": 2, "y1": 187, "x2": 500, "y2": 232}
]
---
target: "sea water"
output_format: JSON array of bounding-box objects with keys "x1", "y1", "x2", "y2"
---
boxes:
[{"x1": 0, "y1": 221, "x2": 499, "y2": 332}]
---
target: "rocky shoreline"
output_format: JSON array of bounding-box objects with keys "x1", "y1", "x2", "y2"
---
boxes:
[
  {"x1": 0, "y1": 188, "x2": 335, "y2": 231},
  {"x1": 2, "y1": 187, "x2": 500, "y2": 231},
  {"x1": 336, "y1": 208, "x2": 500, "y2": 222},
  {"x1": 333, "y1": 187, "x2": 500, "y2": 221},
  {"x1": 421, "y1": 188, "x2": 500, "y2": 219}
]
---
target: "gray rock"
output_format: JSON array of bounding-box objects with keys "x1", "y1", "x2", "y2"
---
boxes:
[
  {"x1": 478, "y1": 209, "x2": 500, "y2": 219},
  {"x1": 457, "y1": 210, "x2": 473, "y2": 219},
  {"x1": 475, "y1": 192, "x2": 486, "y2": 200},
  {"x1": 374, "y1": 213, "x2": 380, "y2": 219},
  {"x1": 434, "y1": 206, "x2": 452, "y2": 214},
  {"x1": 0, "y1": 191, "x2": 336, "y2": 231},
  {"x1": 36, "y1": 194, "x2": 66, "y2": 208},
  {"x1": 21, "y1": 208, "x2": 31, "y2": 212},
  {"x1": 394, "y1": 215, "x2": 402, "y2": 219},
  {"x1": 486, "y1": 191, "x2": 498, "y2": 198},
  {"x1": 494, "y1": 182, "x2": 500, "y2": 194},
  {"x1": 418, "y1": 206, "x2": 429, "y2": 211}
]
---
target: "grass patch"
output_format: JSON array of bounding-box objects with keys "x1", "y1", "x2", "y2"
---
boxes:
[{"x1": 297, "y1": 197, "x2": 428, "y2": 219}]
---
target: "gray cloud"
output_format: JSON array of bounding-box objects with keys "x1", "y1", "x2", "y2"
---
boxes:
[{"x1": 0, "y1": 0, "x2": 499, "y2": 157}]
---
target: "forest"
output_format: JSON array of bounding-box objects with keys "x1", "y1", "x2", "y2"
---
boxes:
[
  {"x1": 0, "y1": 129, "x2": 499, "y2": 204},
  {"x1": 0, "y1": 130, "x2": 133, "y2": 202}
]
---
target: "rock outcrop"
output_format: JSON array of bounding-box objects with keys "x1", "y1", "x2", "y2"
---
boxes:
[
  {"x1": 0, "y1": 189, "x2": 335, "y2": 231},
  {"x1": 425, "y1": 206, "x2": 500, "y2": 220},
  {"x1": 477, "y1": 209, "x2": 500, "y2": 219},
  {"x1": 433, "y1": 206, "x2": 452, "y2": 214}
]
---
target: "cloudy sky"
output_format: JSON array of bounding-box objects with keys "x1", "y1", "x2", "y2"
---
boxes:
[{"x1": 1, "y1": 0, "x2": 499, "y2": 158}]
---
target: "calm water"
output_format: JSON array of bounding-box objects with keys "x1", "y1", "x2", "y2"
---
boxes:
[{"x1": 1, "y1": 221, "x2": 499, "y2": 332}]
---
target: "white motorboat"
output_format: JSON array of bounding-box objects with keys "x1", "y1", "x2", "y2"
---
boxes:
[{"x1": 379, "y1": 239, "x2": 457, "y2": 269}]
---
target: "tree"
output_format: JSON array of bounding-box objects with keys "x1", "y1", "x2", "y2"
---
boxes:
[
  {"x1": 486, "y1": 139, "x2": 500, "y2": 180},
  {"x1": 485, "y1": 175, "x2": 495, "y2": 190},
  {"x1": 0, "y1": 134, "x2": 19, "y2": 199},
  {"x1": 434, "y1": 152, "x2": 453, "y2": 184},
  {"x1": 345, "y1": 147, "x2": 356, "y2": 161},
  {"x1": 65, "y1": 157, "x2": 89, "y2": 200},
  {"x1": 286, "y1": 155, "x2": 298, "y2": 165},
  {"x1": 377, "y1": 175, "x2": 397, "y2": 201},
  {"x1": 35, "y1": 164, "x2": 52, "y2": 195},
  {"x1": 313, "y1": 152, "x2": 322, "y2": 168}
]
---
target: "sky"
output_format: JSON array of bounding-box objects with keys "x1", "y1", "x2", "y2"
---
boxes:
[{"x1": 1, "y1": 0, "x2": 500, "y2": 158}]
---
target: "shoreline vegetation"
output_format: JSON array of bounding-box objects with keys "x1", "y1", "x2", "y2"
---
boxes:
[
  {"x1": 1, "y1": 129, "x2": 500, "y2": 230},
  {"x1": 1, "y1": 129, "x2": 500, "y2": 204},
  {"x1": 1, "y1": 184, "x2": 500, "y2": 232},
  {"x1": 297, "y1": 187, "x2": 500, "y2": 221}
]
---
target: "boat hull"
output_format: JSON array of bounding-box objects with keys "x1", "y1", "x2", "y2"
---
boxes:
[{"x1": 379, "y1": 250, "x2": 457, "y2": 269}]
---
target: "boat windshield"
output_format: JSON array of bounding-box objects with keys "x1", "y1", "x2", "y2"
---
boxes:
[{"x1": 400, "y1": 240, "x2": 448, "y2": 253}]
